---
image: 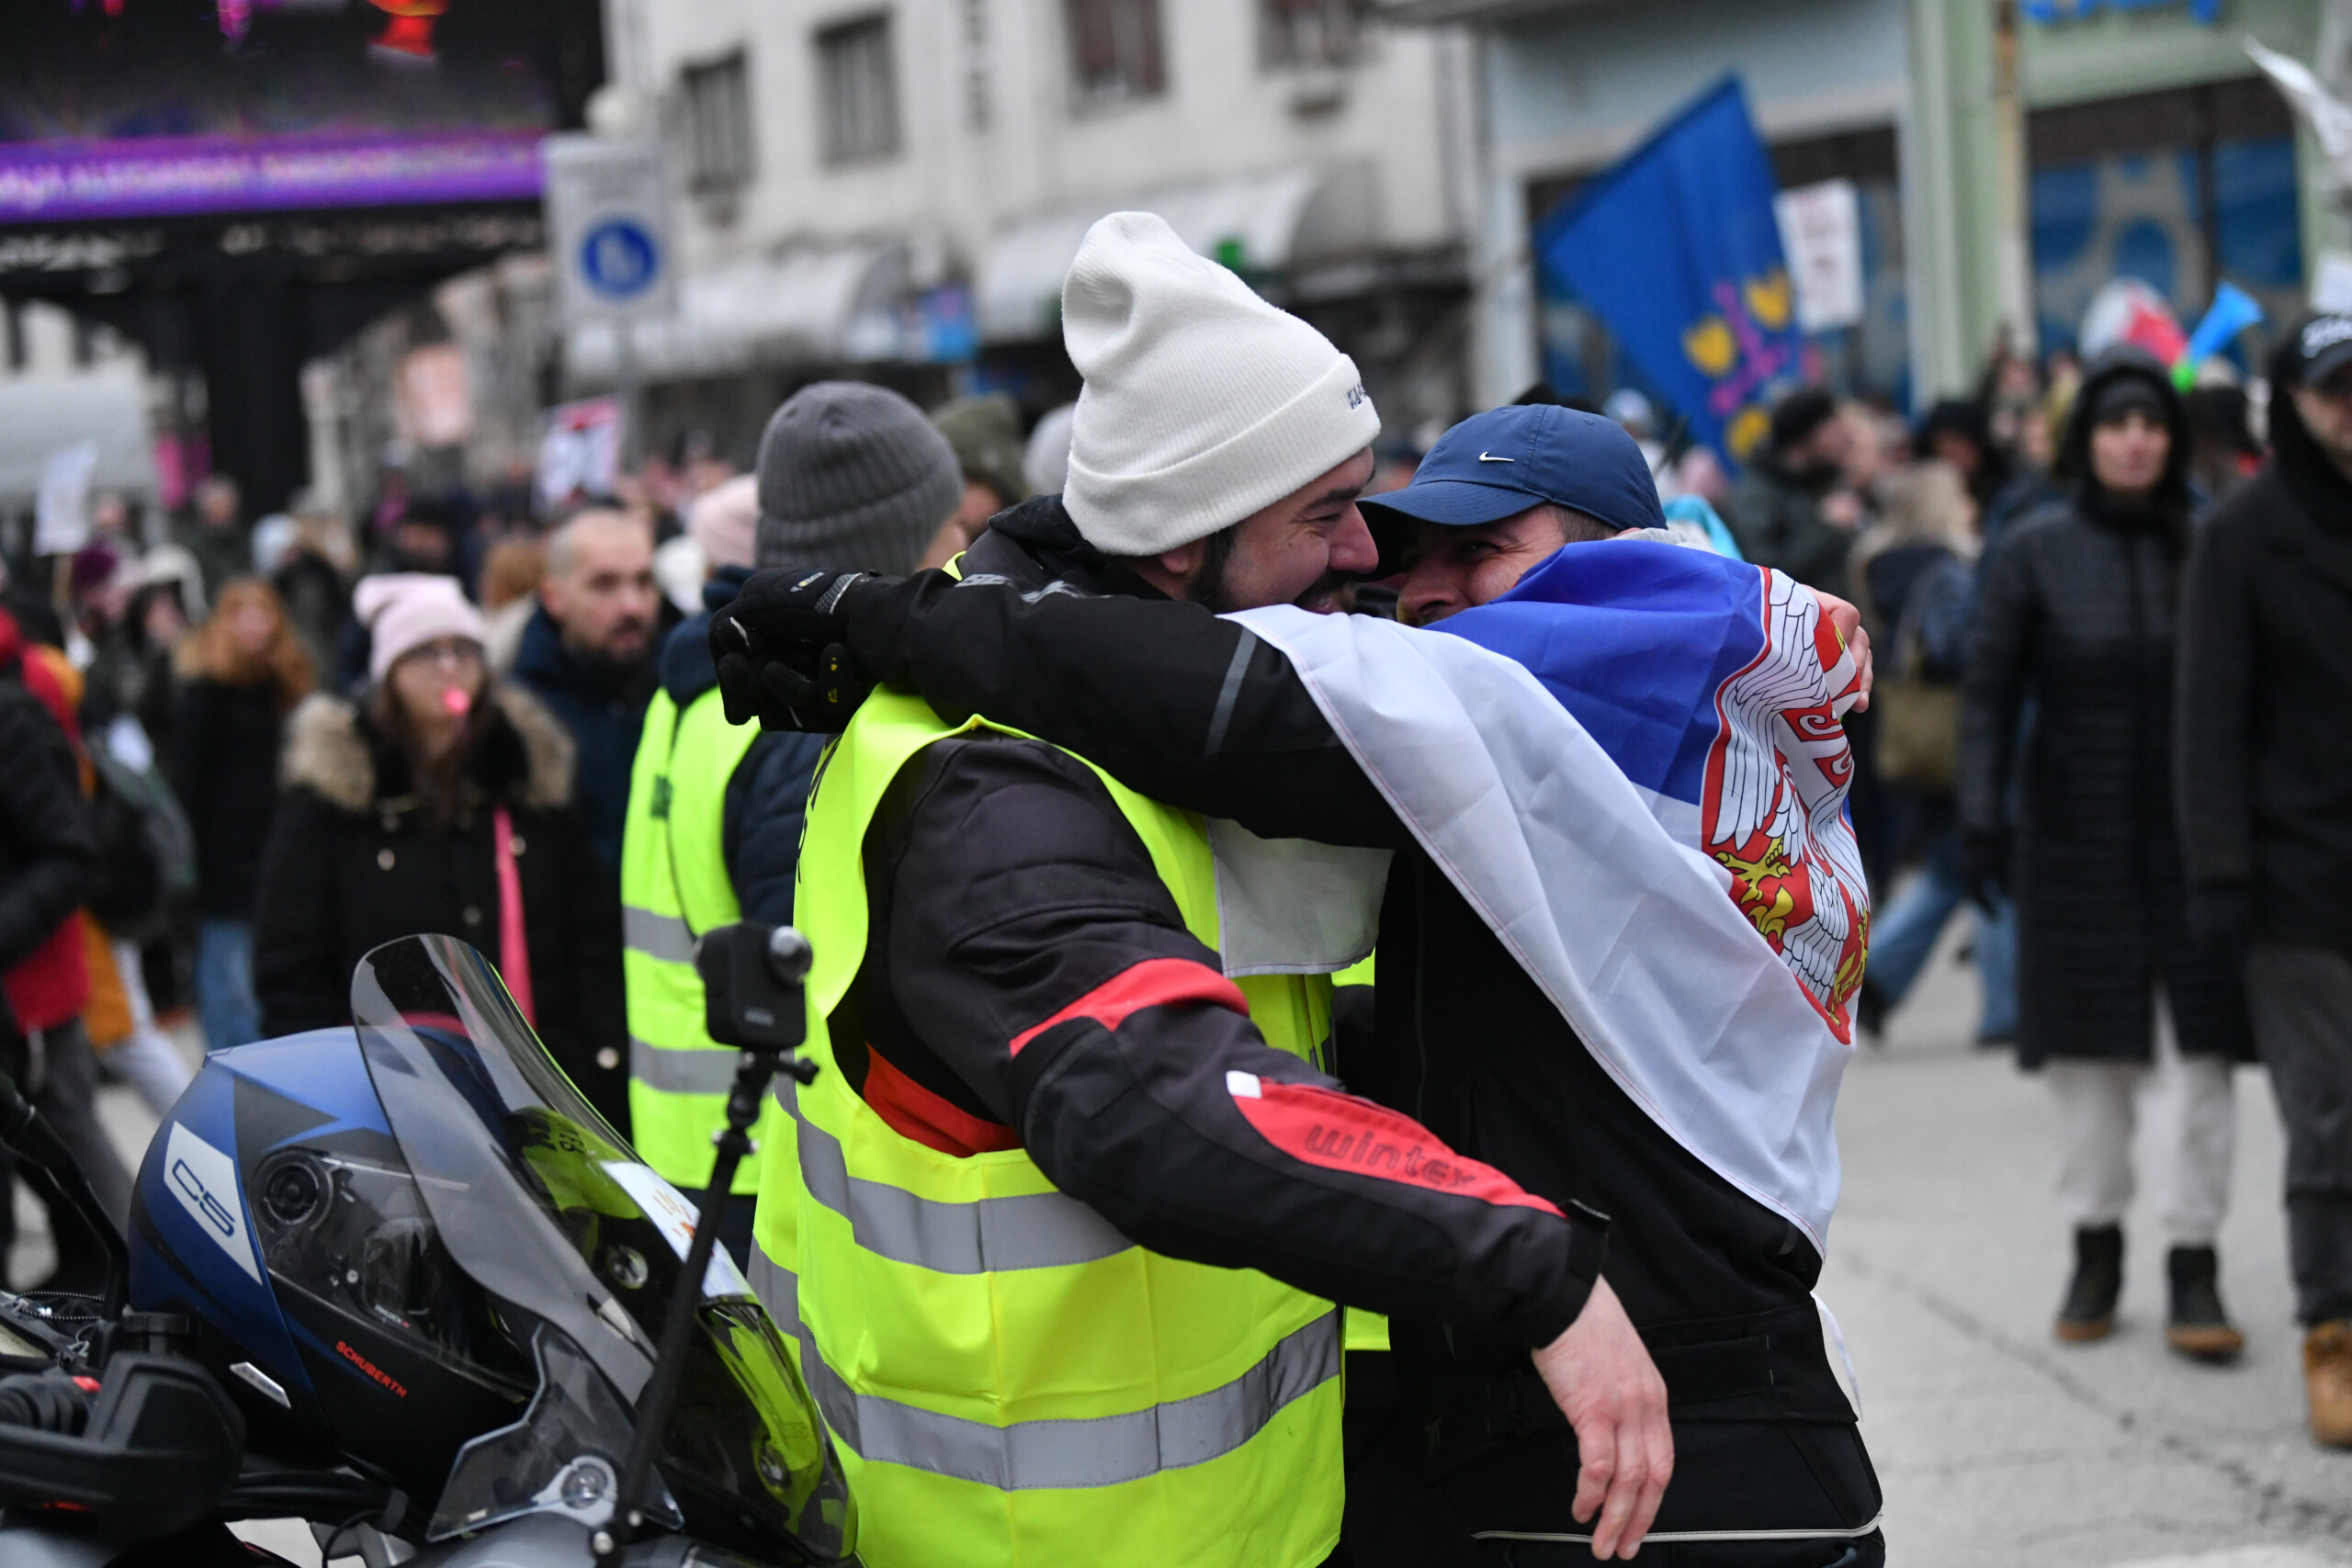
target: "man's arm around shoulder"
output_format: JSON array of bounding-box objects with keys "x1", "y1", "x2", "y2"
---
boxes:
[{"x1": 881, "y1": 737, "x2": 1668, "y2": 1555}]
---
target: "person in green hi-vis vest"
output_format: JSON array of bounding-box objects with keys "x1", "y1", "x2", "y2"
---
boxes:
[
  {"x1": 620, "y1": 388, "x2": 963, "y2": 1264},
  {"x1": 715, "y1": 214, "x2": 1669, "y2": 1568}
]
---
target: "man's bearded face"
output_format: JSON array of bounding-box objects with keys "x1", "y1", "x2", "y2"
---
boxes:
[{"x1": 1189, "y1": 449, "x2": 1380, "y2": 615}]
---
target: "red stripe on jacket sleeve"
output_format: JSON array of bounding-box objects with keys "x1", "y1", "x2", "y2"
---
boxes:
[
  {"x1": 863, "y1": 1045, "x2": 1023, "y2": 1157},
  {"x1": 1226, "y1": 1074, "x2": 1564, "y2": 1215},
  {"x1": 1007, "y1": 956, "x2": 1250, "y2": 1057}
]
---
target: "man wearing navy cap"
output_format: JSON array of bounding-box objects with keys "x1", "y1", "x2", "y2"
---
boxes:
[
  {"x1": 718, "y1": 399, "x2": 1885, "y2": 1566},
  {"x1": 1363, "y1": 404, "x2": 1673, "y2": 626}
]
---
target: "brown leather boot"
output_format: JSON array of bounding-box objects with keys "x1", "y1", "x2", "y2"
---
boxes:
[{"x1": 2307, "y1": 1321, "x2": 2352, "y2": 1448}]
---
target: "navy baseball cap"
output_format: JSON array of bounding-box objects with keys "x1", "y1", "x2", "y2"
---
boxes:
[{"x1": 1360, "y1": 403, "x2": 1666, "y2": 572}]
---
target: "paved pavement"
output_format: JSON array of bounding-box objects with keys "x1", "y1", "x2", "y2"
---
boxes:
[
  {"x1": 22, "y1": 911, "x2": 2352, "y2": 1565},
  {"x1": 1832, "y1": 913, "x2": 2352, "y2": 1567}
]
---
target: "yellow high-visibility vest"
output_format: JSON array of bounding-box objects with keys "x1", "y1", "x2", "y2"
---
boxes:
[
  {"x1": 619, "y1": 684, "x2": 782, "y2": 1193},
  {"x1": 1330, "y1": 953, "x2": 1390, "y2": 1355},
  {"x1": 748, "y1": 682, "x2": 1343, "y2": 1568}
]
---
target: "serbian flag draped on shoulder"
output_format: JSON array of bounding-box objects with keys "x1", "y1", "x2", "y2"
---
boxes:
[{"x1": 1230, "y1": 539, "x2": 1868, "y2": 1251}]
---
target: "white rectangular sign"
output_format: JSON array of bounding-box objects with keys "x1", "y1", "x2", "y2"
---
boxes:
[
  {"x1": 542, "y1": 133, "x2": 676, "y2": 328},
  {"x1": 33, "y1": 438, "x2": 98, "y2": 557},
  {"x1": 1774, "y1": 179, "x2": 1866, "y2": 334},
  {"x1": 537, "y1": 396, "x2": 621, "y2": 509}
]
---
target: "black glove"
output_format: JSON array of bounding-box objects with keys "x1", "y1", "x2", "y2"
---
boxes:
[
  {"x1": 2186, "y1": 884, "x2": 2252, "y2": 959},
  {"x1": 709, "y1": 568, "x2": 891, "y2": 733},
  {"x1": 1959, "y1": 829, "x2": 2010, "y2": 913}
]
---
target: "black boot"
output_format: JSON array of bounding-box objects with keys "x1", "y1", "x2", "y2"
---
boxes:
[
  {"x1": 2165, "y1": 1246, "x2": 2245, "y2": 1361},
  {"x1": 2056, "y1": 1224, "x2": 2123, "y2": 1342}
]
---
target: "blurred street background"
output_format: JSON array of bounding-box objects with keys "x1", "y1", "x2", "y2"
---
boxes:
[{"x1": 0, "y1": 0, "x2": 2333, "y2": 524}]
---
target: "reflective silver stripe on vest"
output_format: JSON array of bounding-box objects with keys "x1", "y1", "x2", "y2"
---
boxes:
[
  {"x1": 800, "y1": 1306, "x2": 1338, "y2": 1492},
  {"x1": 784, "y1": 1082, "x2": 1134, "y2": 1273},
  {"x1": 622, "y1": 905, "x2": 696, "y2": 964},
  {"x1": 630, "y1": 1036, "x2": 741, "y2": 1095},
  {"x1": 748, "y1": 1239, "x2": 798, "y2": 1337}
]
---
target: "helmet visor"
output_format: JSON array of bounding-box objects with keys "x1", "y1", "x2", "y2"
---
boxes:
[{"x1": 351, "y1": 933, "x2": 854, "y2": 1560}]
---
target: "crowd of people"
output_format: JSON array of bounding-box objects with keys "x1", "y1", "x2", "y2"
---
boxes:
[
  {"x1": 1, "y1": 226, "x2": 2348, "y2": 1565},
  {"x1": 0, "y1": 378, "x2": 1076, "y2": 1285},
  {"x1": 1701, "y1": 327, "x2": 2352, "y2": 1446}
]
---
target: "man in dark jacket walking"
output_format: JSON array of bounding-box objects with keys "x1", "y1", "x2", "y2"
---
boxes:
[
  {"x1": 513, "y1": 506, "x2": 661, "y2": 876},
  {"x1": 2177, "y1": 314, "x2": 2352, "y2": 1445}
]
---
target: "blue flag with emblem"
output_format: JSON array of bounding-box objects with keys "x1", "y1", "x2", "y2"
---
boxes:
[{"x1": 1533, "y1": 76, "x2": 1800, "y2": 469}]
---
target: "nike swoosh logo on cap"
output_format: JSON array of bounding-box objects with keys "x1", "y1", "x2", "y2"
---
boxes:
[{"x1": 1477, "y1": 452, "x2": 1514, "y2": 462}]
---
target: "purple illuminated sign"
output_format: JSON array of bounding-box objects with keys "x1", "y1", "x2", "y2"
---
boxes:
[{"x1": 0, "y1": 130, "x2": 545, "y2": 222}]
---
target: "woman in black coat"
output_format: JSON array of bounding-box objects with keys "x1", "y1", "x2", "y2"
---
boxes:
[
  {"x1": 1960, "y1": 347, "x2": 2254, "y2": 1359},
  {"x1": 252, "y1": 574, "x2": 630, "y2": 1134}
]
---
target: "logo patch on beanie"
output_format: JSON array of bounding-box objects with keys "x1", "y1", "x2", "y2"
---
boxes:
[{"x1": 1346, "y1": 383, "x2": 1368, "y2": 409}]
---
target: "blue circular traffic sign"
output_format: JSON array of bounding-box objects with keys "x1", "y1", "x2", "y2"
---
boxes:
[{"x1": 580, "y1": 218, "x2": 661, "y2": 300}]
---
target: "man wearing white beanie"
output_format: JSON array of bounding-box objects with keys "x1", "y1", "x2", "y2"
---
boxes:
[
  {"x1": 716, "y1": 213, "x2": 1668, "y2": 1568},
  {"x1": 1057, "y1": 211, "x2": 1383, "y2": 606}
]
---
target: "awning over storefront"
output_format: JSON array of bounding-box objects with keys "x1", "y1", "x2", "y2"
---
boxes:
[
  {"x1": 566, "y1": 240, "x2": 907, "y2": 384},
  {"x1": 975, "y1": 163, "x2": 1377, "y2": 344}
]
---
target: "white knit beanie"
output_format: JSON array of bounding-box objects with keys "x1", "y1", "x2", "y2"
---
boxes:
[{"x1": 1061, "y1": 212, "x2": 1381, "y2": 557}]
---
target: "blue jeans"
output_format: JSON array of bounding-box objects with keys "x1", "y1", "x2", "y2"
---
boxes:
[
  {"x1": 195, "y1": 918, "x2": 262, "y2": 1052},
  {"x1": 1974, "y1": 896, "x2": 2018, "y2": 1040},
  {"x1": 1868, "y1": 825, "x2": 2018, "y2": 1041}
]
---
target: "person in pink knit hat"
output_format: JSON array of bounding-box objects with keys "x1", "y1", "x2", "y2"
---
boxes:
[{"x1": 250, "y1": 571, "x2": 633, "y2": 1132}]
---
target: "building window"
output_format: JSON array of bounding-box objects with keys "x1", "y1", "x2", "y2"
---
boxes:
[
  {"x1": 817, "y1": 13, "x2": 900, "y2": 164},
  {"x1": 681, "y1": 50, "x2": 755, "y2": 194},
  {"x1": 1064, "y1": 0, "x2": 1164, "y2": 106},
  {"x1": 1261, "y1": 0, "x2": 1365, "y2": 69}
]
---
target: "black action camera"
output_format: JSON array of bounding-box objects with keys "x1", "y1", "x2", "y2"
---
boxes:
[{"x1": 695, "y1": 923, "x2": 814, "y2": 1055}]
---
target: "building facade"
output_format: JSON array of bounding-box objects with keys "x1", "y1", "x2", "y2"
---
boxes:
[
  {"x1": 1385, "y1": 0, "x2": 2331, "y2": 411},
  {"x1": 593, "y1": 0, "x2": 1487, "y2": 458}
]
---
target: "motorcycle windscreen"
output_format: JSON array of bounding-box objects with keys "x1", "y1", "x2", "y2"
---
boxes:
[{"x1": 351, "y1": 933, "x2": 855, "y2": 1562}]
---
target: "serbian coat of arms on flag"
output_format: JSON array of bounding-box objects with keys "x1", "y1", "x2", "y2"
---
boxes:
[{"x1": 1226, "y1": 537, "x2": 1871, "y2": 1249}]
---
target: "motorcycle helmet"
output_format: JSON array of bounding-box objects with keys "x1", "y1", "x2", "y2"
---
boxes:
[{"x1": 128, "y1": 933, "x2": 854, "y2": 1560}]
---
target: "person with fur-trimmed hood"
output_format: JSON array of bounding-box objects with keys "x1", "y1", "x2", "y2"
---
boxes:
[{"x1": 252, "y1": 573, "x2": 629, "y2": 1132}]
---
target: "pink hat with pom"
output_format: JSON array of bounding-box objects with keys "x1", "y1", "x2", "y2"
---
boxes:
[
  {"x1": 688, "y1": 473, "x2": 759, "y2": 572},
  {"x1": 354, "y1": 572, "x2": 485, "y2": 686}
]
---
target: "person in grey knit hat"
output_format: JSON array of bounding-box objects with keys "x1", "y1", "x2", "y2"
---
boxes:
[
  {"x1": 754, "y1": 381, "x2": 964, "y2": 576},
  {"x1": 619, "y1": 380, "x2": 958, "y2": 1265}
]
